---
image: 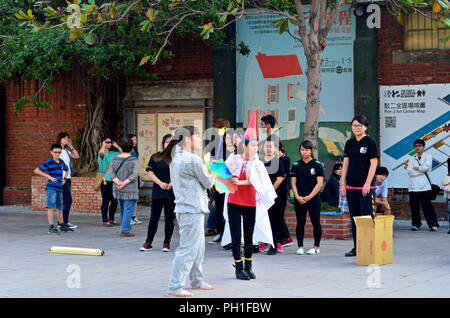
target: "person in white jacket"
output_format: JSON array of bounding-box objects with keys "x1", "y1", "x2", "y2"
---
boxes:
[
  {"x1": 406, "y1": 139, "x2": 439, "y2": 231},
  {"x1": 440, "y1": 158, "x2": 450, "y2": 234}
]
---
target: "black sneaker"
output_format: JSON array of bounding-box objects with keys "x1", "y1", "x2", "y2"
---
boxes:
[
  {"x1": 223, "y1": 243, "x2": 232, "y2": 250},
  {"x1": 60, "y1": 224, "x2": 74, "y2": 232},
  {"x1": 267, "y1": 247, "x2": 278, "y2": 255},
  {"x1": 345, "y1": 248, "x2": 356, "y2": 257},
  {"x1": 48, "y1": 225, "x2": 61, "y2": 235}
]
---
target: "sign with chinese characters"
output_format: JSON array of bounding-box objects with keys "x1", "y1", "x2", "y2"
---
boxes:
[
  {"x1": 137, "y1": 113, "x2": 157, "y2": 181},
  {"x1": 236, "y1": 5, "x2": 356, "y2": 145},
  {"x1": 380, "y1": 84, "x2": 450, "y2": 188},
  {"x1": 157, "y1": 112, "x2": 204, "y2": 139}
]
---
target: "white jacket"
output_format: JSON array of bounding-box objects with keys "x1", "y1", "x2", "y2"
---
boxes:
[
  {"x1": 407, "y1": 153, "x2": 432, "y2": 192},
  {"x1": 221, "y1": 153, "x2": 277, "y2": 247},
  {"x1": 441, "y1": 175, "x2": 450, "y2": 200}
]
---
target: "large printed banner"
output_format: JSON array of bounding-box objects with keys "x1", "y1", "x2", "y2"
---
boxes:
[
  {"x1": 236, "y1": 5, "x2": 355, "y2": 147},
  {"x1": 380, "y1": 84, "x2": 450, "y2": 188}
]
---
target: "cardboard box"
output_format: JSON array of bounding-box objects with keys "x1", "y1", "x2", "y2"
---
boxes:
[{"x1": 354, "y1": 215, "x2": 394, "y2": 266}]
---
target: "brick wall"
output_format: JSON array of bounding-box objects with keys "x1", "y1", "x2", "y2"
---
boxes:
[
  {"x1": 285, "y1": 208, "x2": 352, "y2": 240},
  {"x1": 4, "y1": 64, "x2": 88, "y2": 205},
  {"x1": 378, "y1": 8, "x2": 450, "y2": 85},
  {"x1": 32, "y1": 176, "x2": 101, "y2": 213},
  {"x1": 4, "y1": 35, "x2": 214, "y2": 206}
]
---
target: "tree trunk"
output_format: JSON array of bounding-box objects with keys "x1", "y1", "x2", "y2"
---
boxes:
[
  {"x1": 79, "y1": 74, "x2": 125, "y2": 172},
  {"x1": 303, "y1": 50, "x2": 322, "y2": 152}
]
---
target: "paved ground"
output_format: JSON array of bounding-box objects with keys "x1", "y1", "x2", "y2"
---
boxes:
[{"x1": 1, "y1": 205, "x2": 450, "y2": 298}]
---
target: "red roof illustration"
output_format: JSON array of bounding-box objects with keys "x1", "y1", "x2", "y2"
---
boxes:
[{"x1": 255, "y1": 52, "x2": 303, "y2": 78}]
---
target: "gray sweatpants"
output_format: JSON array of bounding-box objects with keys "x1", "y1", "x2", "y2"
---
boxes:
[{"x1": 167, "y1": 213, "x2": 206, "y2": 293}]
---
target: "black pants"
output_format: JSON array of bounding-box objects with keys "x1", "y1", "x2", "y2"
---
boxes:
[
  {"x1": 346, "y1": 189, "x2": 374, "y2": 248},
  {"x1": 268, "y1": 194, "x2": 287, "y2": 246},
  {"x1": 145, "y1": 198, "x2": 176, "y2": 244},
  {"x1": 228, "y1": 203, "x2": 256, "y2": 261},
  {"x1": 409, "y1": 191, "x2": 438, "y2": 228},
  {"x1": 100, "y1": 181, "x2": 117, "y2": 222},
  {"x1": 214, "y1": 192, "x2": 226, "y2": 236},
  {"x1": 294, "y1": 196, "x2": 322, "y2": 247},
  {"x1": 62, "y1": 179, "x2": 72, "y2": 225}
]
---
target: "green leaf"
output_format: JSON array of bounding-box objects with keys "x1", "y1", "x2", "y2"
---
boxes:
[
  {"x1": 83, "y1": 32, "x2": 96, "y2": 45},
  {"x1": 140, "y1": 20, "x2": 150, "y2": 32},
  {"x1": 219, "y1": 13, "x2": 228, "y2": 24},
  {"x1": 439, "y1": 34, "x2": 450, "y2": 43},
  {"x1": 443, "y1": 19, "x2": 450, "y2": 28},
  {"x1": 278, "y1": 19, "x2": 288, "y2": 34},
  {"x1": 227, "y1": 1, "x2": 234, "y2": 12}
]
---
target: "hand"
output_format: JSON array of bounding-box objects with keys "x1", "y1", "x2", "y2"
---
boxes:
[
  {"x1": 112, "y1": 141, "x2": 119, "y2": 149},
  {"x1": 414, "y1": 167, "x2": 420, "y2": 171},
  {"x1": 362, "y1": 183, "x2": 371, "y2": 196},
  {"x1": 166, "y1": 183, "x2": 172, "y2": 190},
  {"x1": 117, "y1": 181, "x2": 126, "y2": 190},
  {"x1": 340, "y1": 182, "x2": 346, "y2": 196},
  {"x1": 49, "y1": 176, "x2": 58, "y2": 183},
  {"x1": 231, "y1": 177, "x2": 239, "y2": 185},
  {"x1": 61, "y1": 179, "x2": 66, "y2": 186},
  {"x1": 159, "y1": 182, "x2": 169, "y2": 190}
]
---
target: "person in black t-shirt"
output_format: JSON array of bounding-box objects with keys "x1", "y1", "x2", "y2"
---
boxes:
[
  {"x1": 290, "y1": 140, "x2": 324, "y2": 255},
  {"x1": 279, "y1": 143, "x2": 294, "y2": 247},
  {"x1": 321, "y1": 163, "x2": 343, "y2": 209},
  {"x1": 140, "y1": 134, "x2": 176, "y2": 252},
  {"x1": 262, "y1": 135, "x2": 286, "y2": 255},
  {"x1": 340, "y1": 115, "x2": 379, "y2": 257}
]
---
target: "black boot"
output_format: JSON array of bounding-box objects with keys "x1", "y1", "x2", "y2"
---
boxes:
[
  {"x1": 233, "y1": 261, "x2": 250, "y2": 280},
  {"x1": 244, "y1": 260, "x2": 256, "y2": 279}
]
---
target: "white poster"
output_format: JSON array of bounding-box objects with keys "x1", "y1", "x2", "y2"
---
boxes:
[{"x1": 380, "y1": 84, "x2": 450, "y2": 188}]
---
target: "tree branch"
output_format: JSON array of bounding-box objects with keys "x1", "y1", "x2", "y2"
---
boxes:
[
  {"x1": 294, "y1": 0, "x2": 311, "y2": 57},
  {"x1": 320, "y1": 0, "x2": 345, "y2": 41}
]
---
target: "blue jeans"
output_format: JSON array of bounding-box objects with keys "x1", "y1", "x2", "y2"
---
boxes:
[
  {"x1": 118, "y1": 199, "x2": 137, "y2": 233},
  {"x1": 46, "y1": 190, "x2": 64, "y2": 210},
  {"x1": 206, "y1": 201, "x2": 216, "y2": 231}
]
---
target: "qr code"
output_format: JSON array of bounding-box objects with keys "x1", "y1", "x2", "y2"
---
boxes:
[{"x1": 385, "y1": 116, "x2": 396, "y2": 128}]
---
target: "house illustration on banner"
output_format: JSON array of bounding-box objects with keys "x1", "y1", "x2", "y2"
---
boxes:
[{"x1": 242, "y1": 52, "x2": 307, "y2": 140}]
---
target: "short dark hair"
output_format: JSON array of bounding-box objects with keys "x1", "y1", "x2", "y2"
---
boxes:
[
  {"x1": 351, "y1": 115, "x2": 369, "y2": 127},
  {"x1": 50, "y1": 143, "x2": 62, "y2": 151},
  {"x1": 299, "y1": 140, "x2": 315, "y2": 160},
  {"x1": 214, "y1": 118, "x2": 231, "y2": 129},
  {"x1": 56, "y1": 132, "x2": 69, "y2": 145},
  {"x1": 118, "y1": 137, "x2": 134, "y2": 153},
  {"x1": 376, "y1": 166, "x2": 389, "y2": 177},
  {"x1": 128, "y1": 133, "x2": 137, "y2": 139},
  {"x1": 414, "y1": 139, "x2": 425, "y2": 147},
  {"x1": 261, "y1": 114, "x2": 276, "y2": 128},
  {"x1": 332, "y1": 162, "x2": 343, "y2": 178}
]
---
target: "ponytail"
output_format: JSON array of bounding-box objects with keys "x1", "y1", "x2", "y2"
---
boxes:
[{"x1": 154, "y1": 125, "x2": 198, "y2": 164}]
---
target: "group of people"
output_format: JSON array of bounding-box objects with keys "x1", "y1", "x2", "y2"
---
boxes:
[{"x1": 33, "y1": 112, "x2": 450, "y2": 297}]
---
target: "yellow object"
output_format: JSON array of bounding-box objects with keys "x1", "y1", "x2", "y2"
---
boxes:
[
  {"x1": 322, "y1": 139, "x2": 341, "y2": 156},
  {"x1": 354, "y1": 215, "x2": 394, "y2": 266},
  {"x1": 433, "y1": 2, "x2": 442, "y2": 13},
  {"x1": 49, "y1": 246, "x2": 105, "y2": 256}
]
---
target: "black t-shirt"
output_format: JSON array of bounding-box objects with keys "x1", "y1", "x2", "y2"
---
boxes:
[
  {"x1": 264, "y1": 157, "x2": 286, "y2": 197},
  {"x1": 146, "y1": 153, "x2": 175, "y2": 200},
  {"x1": 290, "y1": 159, "x2": 324, "y2": 197},
  {"x1": 279, "y1": 154, "x2": 291, "y2": 193},
  {"x1": 344, "y1": 136, "x2": 378, "y2": 187}
]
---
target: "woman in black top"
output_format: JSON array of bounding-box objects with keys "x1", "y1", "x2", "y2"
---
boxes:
[
  {"x1": 321, "y1": 163, "x2": 343, "y2": 209},
  {"x1": 262, "y1": 135, "x2": 286, "y2": 255},
  {"x1": 140, "y1": 134, "x2": 176, "y2": 252},
  {"x1": 290, "y1": 140, "x2": 324, "y2": 255},
  {"x1": 340, "y1": 115, "x2": 378, "y2": 257}
]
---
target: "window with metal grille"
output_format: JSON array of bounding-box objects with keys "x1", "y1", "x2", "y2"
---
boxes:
[
  {"x1": 404, "y1": 13, "x2": 450, "y2": 50},
  {"x1": 288, "y1": 108, "x2": 296, "y2": 122}
]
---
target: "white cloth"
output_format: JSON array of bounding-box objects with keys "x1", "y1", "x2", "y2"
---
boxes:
[
  {"x1": 60, "y1": 149, "x2": 72, "y2": 179},
  {"x1": 221, "y1": 153, "x2": 277, "y2": 247},
  {"x1": 441, "y1": 175, "x2": 450, "y2": 199},
  {"x1": 407, "y1": 154, "x2": 432, "y2": 192}
]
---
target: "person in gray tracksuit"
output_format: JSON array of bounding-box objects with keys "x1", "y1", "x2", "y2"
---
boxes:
[{"x1": 155, "y1": 126, "x2": 215, "y2": 297}]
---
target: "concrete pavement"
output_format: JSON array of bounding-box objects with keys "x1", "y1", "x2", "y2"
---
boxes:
[{"x1": 1, "y1": 205, "x2": 450, "y2": 298}]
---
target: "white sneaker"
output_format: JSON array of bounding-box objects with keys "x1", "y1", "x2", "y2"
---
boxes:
[
  {"x1": 306, "y1": 248, "x2": 320, "y2": 255},
  {"x1": 131, "y1": 218, "x2": 142, "y2": 225},
  {"x1": 431, "y1": 226, "x2": 438, "y2": 232},
  {"x1": 296, "y1": 248, "x2": 304, "y2": 255},
  {"x1": 411, "y1": 226, "x2": 419, "y2": 231},
  {"x1": 67, "y1": 223, "x2": 78, "y2": 229},
  {"x1": 208, "y1": 234, "x2": 222, "y2": 244}
]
